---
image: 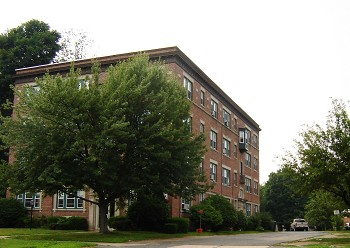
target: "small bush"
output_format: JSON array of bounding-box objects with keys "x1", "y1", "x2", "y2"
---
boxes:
[
  {"x1": 128, "y1": 195, "x2": 170, "y2": 231},
  {"x1": 235, "y1": 211, "x2": 247, "y2": 230},
  {"x1": 48, "y1": 216, "x2": 88, "y2": 230},
  {"x1": 167, "y1": 217, "x2": 189, "y2": 233},
  {"x1": 203, "y1": 195, "x2": 237, "y2": 231},
  {"x1": 190, "y1": 203, "x2": 223, "y2": 231},
  {"x1": 246, "y1": 213, "x2": 261, "y2": 231},
  {"x1": 108, "y1": 216, "x2": 132, "y2": 230},
  {"x1": 0, "y1": 198, "x2": 27, "y2": 227},
  {"x1": 163, "y1": 223, "x2": 178, "y2": 234},
  {"x1": 256, "y1": 226, "x2": 265, "y2": 231},
  {"x1": 66, "y1": 216, "x2": 88, "y2": 230}
]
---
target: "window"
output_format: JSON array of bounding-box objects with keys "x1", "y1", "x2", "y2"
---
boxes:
[
  {"x1": 181, "y1": 198, "x2": 191, "y2": 211},
  {"x1": 254, "y1": 204, "x2": 259, "y2": 213},
  {"x1": 246, "y1": 153, "x2": 251, "y2": 168},
  {"x1": 211, "y1": 99, "x2": 218, "y2": 118},
  {"x1": 246, "y1": 178, "x2": 251, "y2": 193},
  {"x1": 33, "y1": 85, "x2": 40, "y2": 92},
  {"x1": 223, "y1": 138, "x2": 231, "y2": 157},
  {"x1": 200, "y1": 90, "x2": 205, "y2": 106},
  {"x1": 239, "y1": 188, "x2": 244, "y2": 199},
  {"x1": 78, "y1": 79, "x2": 89, "y2": 90},
  {"x1": 57, "y1": 191, "x2": 84, "y2": 209},
  {"x1": 199, "y1": 193, "x2": 205, "y2": 202},
  {"x1": 233, "y1": 172, "x2": 238, "y2": 186},
  {"x1": 210, "y1": 162, "x2": 217, "y2": 181},
  {"x1": 17, "y1": 192, "x2": 41, "y2": 208},
  {"x1": 253, "y1": 157, "x2": 258, "y2": 171},
  {"x1": 240, "y1": 161, "x2": 244, "y2": 175},
  {"x1": 239, "y1": 130, "x2": 245, "y2": 143},
  {"x1": 210, "y1": 130, "x2": 217, "y2": 150},
  {"x1": 254, "y1": 181, "x2": 259, "y2": 195},
  {"x1": 233, "y1": 117, "x2": 237, "y2": 130},
  {"x1": 200, "y1": 122, "x2": 205, "y2": 133},
  {"x1": 223, "y1": 109, "x2": 231, "y2": 128},
  {"x1": 246, "y1": 203, "x2": 252, "y2": 217},
  {"x1": 183, "y1": 77, "x2": 193, "y2": 100},
  {"x1": 128, "y1": 190, "x2": 137, "y2": 206},
  {"x1": 186, "y1": 117, "x2": 192, "y2": 133},
  {"x1": 245, "y1": 129, "x2": 251, "y2": 144},
  {"x1": 234, "y1": 144, "x2": 238, "y2": 158},
  {"x1": 222, "y1": 168, "x2": 230, "y2": 186},
  {"x1": 199, "y1": 159, "x2": 204, "y2": 175},
  {"x1": 253, "y1": 134, "x2": 258, "y2": 147}
]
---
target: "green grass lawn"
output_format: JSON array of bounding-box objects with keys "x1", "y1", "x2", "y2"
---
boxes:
[
  {"x1": 285, "y1": 231, "x2": 350, "y2": 248},
  {"x1": 0, "y1": 239, "x2": 94, "y2": 248},
  {"x1": 3, "y1": 228, "x2": 350, "y2": 248}
]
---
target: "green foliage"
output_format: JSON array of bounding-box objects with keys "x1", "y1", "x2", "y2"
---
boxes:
[
  {"x1": 127, "y1": 194, "x2": 170, "y2": 230},
  {"x1": 260, "y1": 167, "x2": 308, "y2": 223},
  {"x1": 189, "y1": 202, "x2": 223, "y2": 231},
  {"x1": 0, "y1": 19, "x2": 60, "y2": 113},
  {"x1": 0, "y1": 198, "x2": 26, "y2": 227},
  {"x1": 167, "y1": 217, "x2": 189, "y2": 233},
  {"x1": 0, "y1": 19, "x2": 61, "y2": 184},
  {"x1": 331, "y1": 215, "x2": 344, "y2": 231},
  {"x1": 48, "y1": 216, "x2": 88, "y2": 230},
  {"x1": 0, "y1": 54, "x2": 207, "y2": 233},
  {"x1": 235, "y1": 211, "x2": 247, "y2": 230},
  {"x1": 163, "y1": 223, "x2": 178, "y2": 234},
  {"x1": 305, "y1": 190, "x2": 346, "y2": 230},
  {"x1": 283, "y1": 99, "x2": 350, "y2": 206},
  {"x1": 246, "y1": 212, "x2": 273, "y2": 231},
  {"x1": 202, "y1": 195, "x2": 237, "y2": 230},
  {"x1": 108, "y1": 216, "x2": 132, "y2": 231},
  {"x1": 258, "y1": 212, "x2": 274, "y2": 230},
  {"x1": 246, "y1": 213, "x2": 261, "y2": 231}
]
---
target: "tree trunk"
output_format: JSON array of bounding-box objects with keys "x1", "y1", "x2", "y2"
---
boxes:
[{"x1": 99, "y1": 201, "x2": 109, "y2": 234}]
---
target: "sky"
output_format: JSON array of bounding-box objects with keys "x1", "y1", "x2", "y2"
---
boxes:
[{"x1": 1, "y1": 0, "x2": 350, "y2": 183}]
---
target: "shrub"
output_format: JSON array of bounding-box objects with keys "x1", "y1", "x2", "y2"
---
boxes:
[
  {"x1": 65, "y1": 216, "x2": 88, "y2": 230},
  {"x1": 167, "y1": 217, "x2": 189, "y2": 233},
  {"x1": 0, "y1": 198, "x2": 27, "y2": 227},
  {"x1": 246, "y1": 213, "x2": 261, "y2": 231},
  {"x1": 258, "y1": 212, "x2": 274, "y2": 230},
  {"x1": 108, "y1": 216, "x2": 132, "y2": 230},
  {"x1": 235, "y1": 211, "x2": 247, "y2": 230},
  {"x1": 190, "y1": 203, "x2": 222, "y2": 231},
  {"x1": 23, "y1": 216, "x2": 42, "y2": 228},
  {"x1": 203, "y1": 195, "x2": 237, "y2": 230},
  {"x1": 163, "y1": 223, "x2": 178, "y2": 234},
  {"x1": 128, "y1": 194, "x2": 170, "y2": 231},
  {"x1": 47, "y1": 216, "x2": 88, "y2": 230}
]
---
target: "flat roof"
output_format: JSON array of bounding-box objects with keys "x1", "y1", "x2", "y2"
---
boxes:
[{"x1": 15, "y1": 46, "x2": 260, "y2": 131}]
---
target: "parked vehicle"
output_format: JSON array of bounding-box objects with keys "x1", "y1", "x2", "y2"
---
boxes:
[
  {"x1": 345, "y1": 223, "x2": 350, "y2": 230},
  {"x1": 290, "y1": 218, "x2": 309, "y2": 231}
]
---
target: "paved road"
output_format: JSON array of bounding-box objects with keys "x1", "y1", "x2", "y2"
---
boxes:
[{"x1": 96, "y1": 231, "x2": 326, "y2": 248}]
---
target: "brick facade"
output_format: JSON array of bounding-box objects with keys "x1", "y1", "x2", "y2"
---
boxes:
[{"x1": 10, "y1": 46, "x2": 260, "y2": 230}]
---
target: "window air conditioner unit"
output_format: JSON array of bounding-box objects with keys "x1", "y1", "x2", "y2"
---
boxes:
[{"x1": 210, "y1": 175, "x2": 215, "y2": 180}]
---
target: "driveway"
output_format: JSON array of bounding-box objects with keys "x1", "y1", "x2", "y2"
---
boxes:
[{"x1": 96, "y1": 231, "x2": 326, "y2": 248}]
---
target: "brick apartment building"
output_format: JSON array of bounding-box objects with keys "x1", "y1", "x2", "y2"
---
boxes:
[{"x1": 10, "y1": 46, "x2": 260, "y2": 230}]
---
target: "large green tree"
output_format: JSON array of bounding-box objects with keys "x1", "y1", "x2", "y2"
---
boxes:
[
  {"x1": 283, "y1": 99, "x2": 350, "y2": 207},
  {"x1": 0, "y1": 55, "x2": 206, "y2": 233},
  {"x1": 0, "y1": 20, "x2": 61, "y2": 197},
  {"x1": 260, "y1": 167, "x2": 308, "y2": 224},
  {"x1": 305, "y1": 190, "x2": 346, "y2": 230},
  {"x1": 0, "y1": 19, "x2": 61, "y2": 112}
]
